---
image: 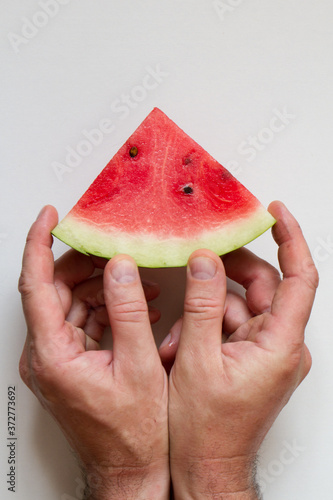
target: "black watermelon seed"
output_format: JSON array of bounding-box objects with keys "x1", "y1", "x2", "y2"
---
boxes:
[
  {"x1": 183, "y1": 185, "x2": 194, "y2": 195},
  {"x1": 129, "y1": 146, "x2": 138, "y2": 157},
  {"x1": 183, "y1": 157, "x2": 192, "y2": 165}
]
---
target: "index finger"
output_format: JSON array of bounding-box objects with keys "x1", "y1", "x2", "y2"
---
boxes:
[
  {"x1": 18, "y1": 206, "x2": 65, "y2": 338},
  {"x1": 268, "y1": 201, "x2": 319, "y2": 340}
]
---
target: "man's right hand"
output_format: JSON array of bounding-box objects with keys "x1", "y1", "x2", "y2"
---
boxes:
[{"x1": 162, "y1": 201, "x2": 318, "y2": 499}]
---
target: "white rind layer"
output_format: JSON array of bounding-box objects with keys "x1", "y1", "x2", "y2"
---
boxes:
[{"x1": 52, "y1": 207, "x2": 275, "y2": 268}]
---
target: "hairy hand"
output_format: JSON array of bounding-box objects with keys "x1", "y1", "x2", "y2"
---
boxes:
[
  {"x1": 18, "y1": 206, "x2": 169, "y2": 500},
  {"x1": 160, "y1": 201, "x2": 318, "y2": 499}
]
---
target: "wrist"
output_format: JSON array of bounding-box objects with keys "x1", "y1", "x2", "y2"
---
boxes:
[
  {"x1": 171, "y1": 455, "x2": 260, "y2": 500},
  {"x1": 83, "y1": 461, "x2": 170, "y2": 500},
  {"x1": 173, "y1": 491, "x2": 259, "y2": 500}
]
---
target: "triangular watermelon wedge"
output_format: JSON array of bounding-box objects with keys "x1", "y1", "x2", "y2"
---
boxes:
[{"x1": 52, "y1": 108, "x2": 275, "y2": 267}]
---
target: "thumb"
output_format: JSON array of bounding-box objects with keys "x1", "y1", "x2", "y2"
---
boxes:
[
  {"x1": 104, "y1": 255, "x2": 157, "y2": 362},
  {"x1": 178, "y1": 250, "x2": 227, "y2": 359}
]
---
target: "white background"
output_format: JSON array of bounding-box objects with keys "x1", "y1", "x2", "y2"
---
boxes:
[{"x1": 1, "y1": 1, "x2": 332, "y2": 499}]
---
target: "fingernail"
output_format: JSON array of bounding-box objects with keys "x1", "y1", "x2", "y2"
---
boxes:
[
  {"x1": 189, "y1": 256, "x2": 217, "y2": 280},
  {"x1": 160, "y1": 333, "x2": 172, "y2": 348},
  {"x1": 111, "y1": 258, "x2": 137, "y2": 284},
  {"x1": 142, "y1": 279, "x2": 159, "y2": 288}
]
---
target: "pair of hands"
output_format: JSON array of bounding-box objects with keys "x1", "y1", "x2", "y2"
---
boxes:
[{"x1": 18, "y1": 201, "x2": 318, "y2": 500}]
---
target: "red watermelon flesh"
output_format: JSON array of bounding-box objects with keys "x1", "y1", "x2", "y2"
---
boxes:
[{"x1": 52, "y1": 108, "x2": 275, "y2": 267}]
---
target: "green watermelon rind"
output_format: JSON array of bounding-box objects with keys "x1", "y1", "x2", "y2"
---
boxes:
[{"x1": 51, "y1": 206, "x2": 276, "y2": 268}]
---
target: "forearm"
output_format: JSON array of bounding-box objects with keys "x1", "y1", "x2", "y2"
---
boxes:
[{"x1": 171, "y1": 456, "x2": 261, "y2": 500}]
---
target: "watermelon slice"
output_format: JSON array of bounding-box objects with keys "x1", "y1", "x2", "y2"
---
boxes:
[{"x1": 52, "y1": 108, "x2": 275, "y2": 267}]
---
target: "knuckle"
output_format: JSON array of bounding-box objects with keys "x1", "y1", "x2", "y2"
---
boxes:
[
  {"x1": 19, "y1": 354, "x2": 30, "y2": 385},
  {"x1": 29, "y1": 354, "x2": 48, "y2": 381},
  {"x1": 26, "y1": 341, "x2": 60, "y2": 384},
  {"x1": 268, "y1": 266, "x2": 282, "y2": 285},
  {"x1": 301, "y1": 347, "x2": 312, "y2": 379},
  {"x1": 305, "y1": 260, "x2": 320, "y2": 290},
  {"x1": 17, "y1": 272, "x2": 31, "y2": 296},
  {"x1": 18, "y1": 270, "x2": 37, "y2": 301},
  {"x1": 259, "y1": 263, "x2": 281, "y2": 282},
  {"x1": 184, "y1": 295, "x2": 222, "y2": 322},
  {"x1": 111, "y1": 298, "x2": 148, "y2": 323},
  {"x1": 29, "y1": 356, "x2": 64, "y2": 402},
  {"x1": 275, "y1": 347, "x2": 304, "y2": 382}
]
